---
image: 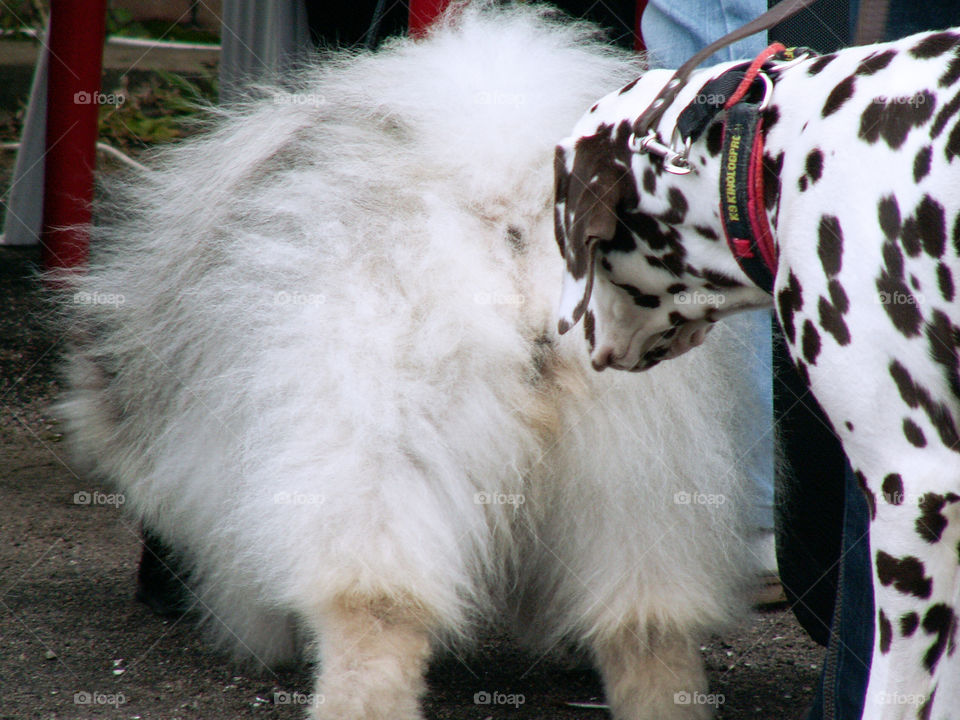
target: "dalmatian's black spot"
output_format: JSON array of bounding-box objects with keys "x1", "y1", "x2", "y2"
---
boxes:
[
  {"x1": 845, "y1": 420, "x2": 854, "y2": 431},
  {"x1": 763, "y1": 151, "x2": 784, "y2": 210},
  {"x1": 911, "y1": 274, "x2": 922, "y2": 291},
  {"x1": 694, "y1": 225, "x2": 719, "y2": 241},
  {"x1": 667, "y1": 311, "x2": 687, "y2": 327},
  {"x1": 657, "y1": 252, "x2": 685, "y2": 277},
  {"x1": 883, "y1": 473, "x2": 905, "y2": 504},
  {"x1": 589, "y1": 103, "x2": 598, "y2": 113},
  {"x1": 600, "y1": 257, "x2": 613, "y2": 272},
  {"x1": 857, "y1": 49, "x2": 897, "y2": 76},
  {"x1": 762, "y1": 105, "x2": 780, "y2": 131},
  {"x1": 798, "y1": 176, "x2": 808, "y2": 192},
  {"x1": 930, "y1": 90, "x2": 960, "y2": 138},
  {"x1": 818, "y1": 295, "x2": 851, "y2": 346},
  {"x1": 879, "y1": 609, "x2": 893, "y2": 653},
  {"x1": 910, "y1": 32, "x2": 960, "y2": 59},
  {"x1": 946, "y1": 120, "x2": 960, "y2": 163},
  {"x1": 904, "y1": 418, "x2": 927, "y2": 447},
  {"x1": 807, "y1": 54, "x2": 836, "y2": 75},
  {"x1": 701, "y1": 269, "x2": 741, "y2": 288},
  {"x1": 856, "y1": 470, "x2": 877, "y2": 520},
  {"x1": 583, "y1": 310, "x2": 596, "y2": 351},
  {"x1": 706, "y1": 121, "x2": 724, "y2": 156},
  {"x1": 823, "y1": 75, "x2": 856, "y2": 118},
  {"x1": 876, "y1": 272, "x2": 923, "y2": 337},
  {"x1": 805, "y1": 149, "x2": 824, "y2": 183},
  {"x1": 916, "y1": 195, "x2": 947, "y2": 258},
  {"x1": 667, "y1": 283, "x2": 686, "y2": 294},
  {"x1": 954, "y1": 213, "x2": 960, "y2": 255},
  {"x1": 902, "y1": 612, "x2": 920, "y2": 637},
  {"x1": 776, "y1": 270, "x2": 804, "y2": 344},
  {"x1": 658, "y1": 187, "x2": 688, "y2": 225},
  {"x1": 937, "y1": 262, "x2": 955, "y2": 302},
  {"x1": 618, "y1": 78, "x2": 639, "y2": 95},
  {"x1": 642, "y1": 167, "x2": 657, "y2": 194},
  {"x1": 917, "y1": 493, "x2": 954, "y2": 543},
  {"x1": 901, "y1": 217, "x2": 923, "y2": 257},
  {"x1": 614, "y1": 282, "x2": 661, "y2": 308},
  {"x1": 859, "y1": 91, "x2": 937, "y2": 150},
  {"x1": 828, "y1": 280, "x2": 849, "y2": 315},
  {"x1": 940, "y1": 54, "x2": 960, "y2": 87},
  {"x1": 876, "y1": 550, "x2": 933, "y2": 598},
  {"x1": 926, "y1": 309, "x2": 960, "y2": 401},
  {"x1": 890, "y1": 361, "x2": 921, "y2": 409},
  {"x1": 889, "y1": 358, "x2": 960, "y2": 452},
  {"x1": 879, "y1": 195, "x2": 902, "y2": 241},
  {"x1": 915, "y1": 145, "x2": 933, "y2": 182},
  {"x1": 919, "y1": 689, "x2": 936, "y2": 720},
  {"x1": 660, "y1": 327, "x2": 678, "y2": 340},
  {"x1": 801, "y1": 320, "x2": 821, "y2": 364},
  {"x1": 921, "y1": 603, "x2": 957, "y2": 673},
  {"x1": 818, "y1": 215, "x2": 844, "y2": 276},
  {"x1": 617, "y1": 212, "x2": 677, "y2": 253}
]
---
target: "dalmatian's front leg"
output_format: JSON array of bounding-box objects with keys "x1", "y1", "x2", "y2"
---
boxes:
[
  {"x1": 858, "y1": 461, "x2": 960, "y2": 719},
  {"x1": 776, "y1": 257, "x2": 960, "y2": 719}
]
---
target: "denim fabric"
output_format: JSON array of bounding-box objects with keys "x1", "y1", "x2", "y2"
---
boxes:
[
  {"x1": 642, "y1": 0, "x2": 769, "y2": 68},
  {"x1": 642, "y1": 1, "x2": 776, "y2": 535},
  {"x1": 806, "y1": 464, "x2": 873, "y2": 720}
]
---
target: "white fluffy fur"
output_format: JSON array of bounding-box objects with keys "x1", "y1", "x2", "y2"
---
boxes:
[{"x1": 58, "y1": 5, "x2": 763, "y2": 718}]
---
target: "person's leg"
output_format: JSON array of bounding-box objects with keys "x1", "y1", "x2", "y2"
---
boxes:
[
  {"x1": 642, "y1": 0, "x2": 778, "y2": 578},
  {"x1": 642, "y1": 0, "x2": 768, "y2": 68}
]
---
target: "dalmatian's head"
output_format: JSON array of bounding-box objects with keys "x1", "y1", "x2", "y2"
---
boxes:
[{"x1": 555, "y1": 70, "x2": 772, "y2": 371}]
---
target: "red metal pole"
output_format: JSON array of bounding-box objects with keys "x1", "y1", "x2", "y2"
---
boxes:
[
  {"x1": 408, "y1": 0, "x2": 450, "y2": 37},
  {"x1": 41, "y1": 0, "x2": 108, "y2": 270}
]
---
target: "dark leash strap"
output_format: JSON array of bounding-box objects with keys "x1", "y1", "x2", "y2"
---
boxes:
[
  {"x1": 854, "y1": 0, "x2": 891, "y2": 45},
  {"x1": 632, "y1": 0, "x2": 817, "y2": 139}
]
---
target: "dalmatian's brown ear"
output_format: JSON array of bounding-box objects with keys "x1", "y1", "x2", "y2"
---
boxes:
[{"x1": 554, "y1": 141, "x2": 620, "y2": 334}]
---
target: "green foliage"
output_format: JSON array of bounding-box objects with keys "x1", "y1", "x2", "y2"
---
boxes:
[{"x1": 98, "y1": 68, "x2": 218, "y2": 150}]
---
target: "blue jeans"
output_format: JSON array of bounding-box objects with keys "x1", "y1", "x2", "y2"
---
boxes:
[{"x1": 642, "y1": 0, "x2": 776, "y2": 538}]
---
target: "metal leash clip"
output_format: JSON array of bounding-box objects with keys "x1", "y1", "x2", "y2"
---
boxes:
[{"x1": 630, "y1": 128, "x2": 694, "y2": 175}]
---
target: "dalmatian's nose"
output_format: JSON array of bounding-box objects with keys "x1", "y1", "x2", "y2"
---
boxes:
[{"x1": 591, "y1": 346, "x2": 617, "y2": 371}]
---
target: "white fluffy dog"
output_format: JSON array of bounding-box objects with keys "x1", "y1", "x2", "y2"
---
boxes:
[{"x1": 57, "y1": 5, "x2": 763, "y2": 718}]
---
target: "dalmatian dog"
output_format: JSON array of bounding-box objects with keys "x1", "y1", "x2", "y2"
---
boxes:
[{"x1": 556, "y1": 28, "x2": 960, "y2": 720}]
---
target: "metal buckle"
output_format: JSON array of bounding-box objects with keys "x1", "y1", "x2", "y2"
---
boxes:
[
  {"x1": 756, "y1": 71, "x2": 774, "y2": 111},
  {"x1": 630, "y1": 129, "x2": 694, "y2": 175}
]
